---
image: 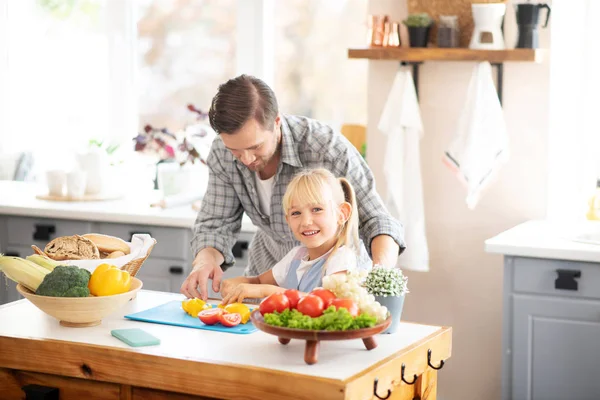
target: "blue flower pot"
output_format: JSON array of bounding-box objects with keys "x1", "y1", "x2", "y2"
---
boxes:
[{"x1": 375, "y1": 294, "x2": 405, "y2": 334}]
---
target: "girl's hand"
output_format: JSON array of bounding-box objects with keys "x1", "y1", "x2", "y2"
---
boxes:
[
  {"x1": 221, "y1": 283, "x2": 263, "y2": 305},
  {"x1": 220, "y1": 279, "x2": 235, "y2": 298}
]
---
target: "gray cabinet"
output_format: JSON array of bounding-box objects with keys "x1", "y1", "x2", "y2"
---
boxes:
[
  {"x1": 503, "y1": 256, "x2": 600, "y2": 400},
  {"x1": 0, "y1": 215, "x2": 253, "y2": 304}
]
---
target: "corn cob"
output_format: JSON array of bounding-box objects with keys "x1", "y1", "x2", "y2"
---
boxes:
[
  {"x1": 26, "y1": 254, "x2": 62, "y2": 271},
  {"x1": 0, "y1": 255, "x2": 50, "y2": 292}
]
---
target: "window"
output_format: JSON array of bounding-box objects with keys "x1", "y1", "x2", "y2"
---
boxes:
[
  {"x1": 0, "y1": 0, "x2": 368, "y2": 174},
  {"x1": 136, "y1": 0, "x2": 237, "y2": 132},
  {"x1": 273, "y1": 0, "x2": 368, "y2": 127},
  {"x1": 3, "y1": 0, "x2": 113, "y2": 162},
  {"x1": 547, "y1": 0, "x2": 600, "y2": 220}
]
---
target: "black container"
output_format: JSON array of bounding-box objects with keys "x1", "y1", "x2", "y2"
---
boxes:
[
  {"x1": 408, "y1": 26, "x2": 431, "y2": 48},
  {"x1": 516, "y1": 3, "x2": 551, "y2": 49}
]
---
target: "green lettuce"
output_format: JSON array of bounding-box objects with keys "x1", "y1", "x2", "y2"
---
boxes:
[{"x1": 264, "y1": 306, "x2": 377, "y2": 331}]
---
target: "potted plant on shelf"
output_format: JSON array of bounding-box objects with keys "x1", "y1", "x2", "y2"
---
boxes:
[
  {"x1": 403, "y1": 13, "x2": 434, "y2": 48},
  {"x1": 364, "y1": 266, "x2": 409, "y2": 334}
]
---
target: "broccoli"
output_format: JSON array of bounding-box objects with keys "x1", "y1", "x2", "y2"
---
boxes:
[{"x1": 36, "y1": 265, "x2": 91, "y2": 297}]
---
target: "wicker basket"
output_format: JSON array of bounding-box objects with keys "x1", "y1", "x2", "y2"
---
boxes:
[
  {"x1": 31, "y1": 238, "x2": 157, "y2": 278},
  {"x1": 120, "y1": 238, "x2": 157, "y2": 277}
]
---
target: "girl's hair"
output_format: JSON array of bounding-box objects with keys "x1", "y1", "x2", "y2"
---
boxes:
[{"x1": 282, "y1": 168, "x2": 360, "y2": 263}]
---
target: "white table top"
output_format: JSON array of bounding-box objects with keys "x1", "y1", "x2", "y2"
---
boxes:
[
  {"x1": 0, "y1": 290, "x2": 441, "y2": 381},
  {"x1": 485, "y1": 220, "x2": 600, "y2": 263},
  {"x1": 0, "y1": 181, "x2": 256, "y2": 232}
]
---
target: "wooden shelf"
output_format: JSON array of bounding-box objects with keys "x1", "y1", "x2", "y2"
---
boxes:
[{"x1": 347, "y1": 47, "x2": 545, "y2": 63}]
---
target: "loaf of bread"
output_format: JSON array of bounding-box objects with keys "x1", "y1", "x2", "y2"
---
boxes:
[
  {"x1": 82, "y1": 233, "x2": 130, "y2": 255},
  {"x1": 44, "y1": 235, "x2": 100, "y2": 260}
]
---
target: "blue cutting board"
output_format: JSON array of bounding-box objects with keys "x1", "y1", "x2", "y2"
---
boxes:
[{"x1": 125, "y1": 300, "x2": 257, "y2": 335}]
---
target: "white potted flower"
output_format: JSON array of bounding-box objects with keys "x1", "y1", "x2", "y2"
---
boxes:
[{"x1": 364, "y1": 266, "x2": 409, "y2": 334}]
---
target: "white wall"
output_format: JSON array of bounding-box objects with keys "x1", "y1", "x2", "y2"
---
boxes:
[{"x1": 367, "y1": 1, "x2": 550, "y2": 399}]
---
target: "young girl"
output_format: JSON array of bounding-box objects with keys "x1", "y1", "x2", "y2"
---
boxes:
[{"x1": 220, "y1": 168, "x2": 365, "y2": 305}]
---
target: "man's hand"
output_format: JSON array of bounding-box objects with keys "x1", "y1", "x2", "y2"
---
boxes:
[{"x1": 180, "y1": 247, "x2": 225, "y2": 300}]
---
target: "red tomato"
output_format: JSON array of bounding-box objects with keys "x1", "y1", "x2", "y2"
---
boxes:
[
  {"x1": 259, "y1": 293, "x2": 290, "y2": 315},
  {"x1": 310, "y1": 288, "x2": 336, "y2": 307},
  {"x1": 297, "y1": 294, "x2": 325, "y2": 317},
  {"x1": 219, "y1": 312, "x2": 242, "y2": 327},
  {"x1": 198, "y1": 308, "x2": 223, "y2": 325},
  {"x1": 329, "y1": 298, "x2": 359, "y2": 317},
  {"x1": 283, "y1": 289, "x2": 303, "y2": 308}
]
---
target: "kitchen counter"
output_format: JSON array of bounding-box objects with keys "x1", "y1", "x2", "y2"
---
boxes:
[
  {"x1": 0, "y1": 290, "x2": 452, "y2": 400},
  {"x1": 486, "y1": 220, "x2": 600, "y2": 400},
  {"x1": 485, "y1": 219, "x2": 600, "y2": 263},
  {"x1": 0, "y1": 181, "x2": 256, "y2": 232}
]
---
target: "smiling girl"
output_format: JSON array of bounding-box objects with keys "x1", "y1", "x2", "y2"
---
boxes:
[{"x1": 220, "y1": 168, "x2": 366, "y2": 304}]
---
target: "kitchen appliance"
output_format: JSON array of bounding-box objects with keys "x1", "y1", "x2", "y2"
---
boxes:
[
  {"x1": 469, "y1": 3, "x2": 507, "y2": 50},
  {"x1": 515, "y1": 1, "x2": 551, "y2": 48}
]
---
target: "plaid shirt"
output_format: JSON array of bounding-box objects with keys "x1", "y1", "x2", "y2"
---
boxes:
[{"x1": 191, "y1": 115, "x2": 405, "y2": 276}]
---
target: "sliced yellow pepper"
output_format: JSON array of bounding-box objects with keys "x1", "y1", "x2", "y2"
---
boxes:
[
  {"x1": 88, "y1": 263, "x2": 132, "y2": 296},
  {"x1": 219, "y1": 303, "x2": 251, "y2": 324},
  {"x1": 182, "y1": 298, "x2": 211, "y2": 318}
]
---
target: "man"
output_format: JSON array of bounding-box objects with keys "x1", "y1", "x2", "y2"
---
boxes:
[{"x1": 181, "y1": 74, "x2": 404, "y2": 300}]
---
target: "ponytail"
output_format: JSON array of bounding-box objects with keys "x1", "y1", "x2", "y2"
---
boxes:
[
  {"x1": 336, "y1": 177, "x2": 359, "y2": 252},
  {"x1": 322, "y1": 177, "x2": 360, "y2": 275}
]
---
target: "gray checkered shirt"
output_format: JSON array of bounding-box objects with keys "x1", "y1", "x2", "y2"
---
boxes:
[{"x1": 191, "y1": 115, "x2": 405, "y2": 276}]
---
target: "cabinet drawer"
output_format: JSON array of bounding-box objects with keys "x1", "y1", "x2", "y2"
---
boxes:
[
  {"x1": 512, "y1": 256, "x2": 600, "y2": 300},
  {"x1": 135, "y1": 257, "x2": 189, "y2": 293},
  {"x1": 97, "y1": 223, "x2": 191, "y2": 260},
  {"x1": 7, "y1": 217, "x2": 91, "y2": 247},
  {"x1": 0, "y1": 368, "x2": 120, "y2": 400}
]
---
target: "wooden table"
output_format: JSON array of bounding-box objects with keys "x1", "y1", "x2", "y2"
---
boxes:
[{"x1": 0, "y1": 290, "x2": 452, "y2": 400}]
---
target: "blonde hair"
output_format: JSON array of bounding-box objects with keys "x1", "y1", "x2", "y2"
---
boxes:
[{"x1": 282, "y1": 168, "x2": 360, "y2": 265}]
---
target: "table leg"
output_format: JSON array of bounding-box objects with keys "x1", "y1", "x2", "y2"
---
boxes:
[
  {"x1": 362, "y1": 336, "x2": 378, "y2": 350},
  {"x1": 278, "y1": 337, "x2": 290, "y2": 345},
  {"x1": 304, "y1": 340, "x2": 319, "y2": 365}
]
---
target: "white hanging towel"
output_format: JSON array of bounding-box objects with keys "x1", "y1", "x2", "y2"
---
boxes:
[
  {"x1": 443, "y1": 61, "x2": 509, "y2": 209},
  {"x1": 378, "y1": 67, "x2": 429, "y2": 272}
]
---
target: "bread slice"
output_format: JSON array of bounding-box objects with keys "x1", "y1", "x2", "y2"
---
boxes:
[
  {"x1": 82, "y1": 233, "x2": 131, "y2": 255},
  {"x1": 44, "y1": 235, "x2": 100, "y2": 260}
]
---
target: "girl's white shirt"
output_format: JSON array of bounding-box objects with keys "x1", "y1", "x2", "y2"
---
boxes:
[{"x1": 271, "y1": 245, "x2": 357, "y2": 286}]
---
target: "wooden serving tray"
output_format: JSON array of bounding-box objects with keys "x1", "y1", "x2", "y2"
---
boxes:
[
  {"x1": 36, "y1": 192, "x2": 123, "y2": 202},
  {"x1": 250, "y1": 310, "x2": 392, "y2": 365}
]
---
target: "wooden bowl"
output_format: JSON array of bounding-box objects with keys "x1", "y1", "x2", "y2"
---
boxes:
[
  {"x1": 16, "y1": 278, "x2": 143, "y2": 328},
  {"x1": 250, "y1": 310, "x2": 392, "y2": 364}
]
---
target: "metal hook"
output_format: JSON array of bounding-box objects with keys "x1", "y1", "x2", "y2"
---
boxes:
[
  {"x1": 373, "y1": 378, "x2": 392, "y2": 400},
  {"x1": 401, "y1": 363, "x2": 418, "y2": 385},
  {"x1": 427, "y1": 349, "x2": 445, "y2": 370}
]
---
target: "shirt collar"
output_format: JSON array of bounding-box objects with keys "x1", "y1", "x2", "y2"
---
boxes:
[{"x1": 279, "y1": 115, "x2": 303, "y2": 168}]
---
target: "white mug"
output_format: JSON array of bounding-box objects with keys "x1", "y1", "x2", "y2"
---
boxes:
[
  {"x1": 66, "y1": 170, "x2": 87, "y2": 199},
  {"x1": 46, "y1": 170, "x2": 66, "y2": 197}
]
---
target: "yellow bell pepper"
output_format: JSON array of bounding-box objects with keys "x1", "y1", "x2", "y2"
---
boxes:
[
  {"x1": 182, "y1": 298, "x2": 211, "y2": 318},
  {"x1": 88, "y1": 263, "x2": 132, "y2": 296},
  {"x1": 218, "y1": 303, "x2": 251, "y2": 324}
]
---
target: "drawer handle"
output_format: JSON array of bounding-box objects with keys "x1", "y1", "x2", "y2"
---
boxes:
[
  {"x1": 22, "y1": 384, "x2": 59, "y2": 400},
  {"x1": 169, "y1": 266, "x2": 184, "y2": 275},
  {"x1": 555, "y1": 269, "x2": 581, "y2": 291},
  {"x1": 129, "y1": 231, "x2": 152, "y2": 242},
  {"x1": 33, "y1": 224, "x2": 56, "y2": 241},
  {"x1": 232, "y1": 241, "x2": 249, "y2": 258}
]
